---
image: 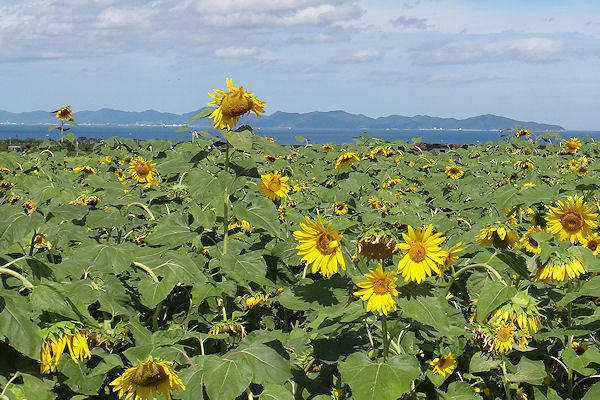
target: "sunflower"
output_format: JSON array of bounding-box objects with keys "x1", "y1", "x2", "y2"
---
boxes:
[
  {"x1": 381, "y1": 178, "x2": 402, "y2": 189},
  {"x1": 208, "y1": 78, "x2": 265, "y2": 131},
  {"x1": 577, "y1": 164, "x2": 589, "y2": 176},
  {"x1": 514, "y1": 160, "x2": 534, "y2": 170},
  {"x1": 563, "y1": 137, "x2": 581, "y2": 153},
  {"x1": 368, "y1": 146, "x2": 387, "y2": 159},
  {"x1": 439, "y1": 241, "x2": 464, "y2": 276},
  {"x1": 265, "y1": 136, "x2": 275, "y2": 143},
  {"x1": 40, "y1": 325, "x2": 91, "y2": 374},
  {"x1": 335, "y1": 152, "x2": 360, "y2": 170},
  {"x1": 259, "y1": 170, "x2": 290, "y2": 200},
  {"x1": 489, "y1": 291, "x2": 542, "y2": 333},
  {"x1": 115, "y1": 168, "x2": 126, "y2": 181},
  {"x1": 333, "y1": 202, "x2": 348, "y2": 215},
  {"x1": 55, "y1": 106, "x2": 73, "y2": 121},
  {"x1": 73, "y1": 166, "x2": 96, "y2": 178},
  {"x1": 429, "y1": 353, "x2": 456, "y2": 377},
  {"x1": 293, "y1": 215, "x2": 345, "y2": 277},
  {"x1": 492, "y1": 320, "x2": 516, "y2": 354},
  {"x1": 354, "y1": 230, "x2": 398, "y2": 260},
  {"x1": 110, "y1": 355, "x2": 185, "y2": 400},
  {"x1": 568, "y1": 159, "x2": 578, "y2": 170},
  {"x1": 0, "y1": 181, "x2": 14, "y2": 189},
  {"x1": 228, "y1": 219, "x2": 253, "y2": 233},
  {"x1": 445, "y1": 165, "x2": 464, "y2": 179},
  {"x1": 534, "y1": 254, "x2": 585, "y2": 283},
  {"x1": 0, "y1": 167, "x2": 11, "y2": 173},
  {"x1": 521, "y1": 225, "x2": 543, "y2": 254},
  {"x1": 322, "y1": 144, "x2": 335, "y2": 151},
  {"x1": 581, "y1": 232, "x2": 600, "y2": 255},
  {"x1": 23, "y1": 199, "x2": 35, "y2": 215},
  {"x1": 354, "y1": 264, "x2": 398, "y2": 315},
  {"x1": 571, "y1": 341, "x2": 588, "y2": 355},
  {"x1": 545, "y1": 194, "x2": 598, "y2": 243},
  {"x1": 515, "y1": 128, "x2": 531, "y2": 138},
  {"x1": 476, "y1": 224, "x2": 519, "y2": 249},
  {"x1": 128, "y1": 157, "x2": 158, "y2": 184},
  {"x1": 397, "y1": 224, "x2": 446, "y2": 283},
  {"x1": 263, "y1": 154, "x2": 283, "y2": 162}
]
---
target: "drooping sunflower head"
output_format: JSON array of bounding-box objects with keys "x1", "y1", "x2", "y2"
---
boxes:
[
  {"x1": 515, "y1": 128, "x2": 531, "y2": 138},
  {"x1": 534, "y1": 253, "x2": 585, "y2": 283},
  {"x1": 128, "y1": 157, "x2": 157, "y2": 183},
  {"x1": 445, "y1": 165, "x2": 464, "y2": 179},
  {"x1": 545, "y1": 194, "x2": 598, "y2": 243},
  {"x1": 333, "y1": 202, "x2": 348, "y2": 215},
  {"x1": 23, "y1": 199, "x2": 35, "y2": 215},
  {"x1": 263, "y1": 154, "x2": 283, "y2": 163},
  {"x1": 55, "y1": 106, "x2": 73, "y2": 121},
  {"x1": 397, "y1": 224, "x2": 446, "y2": 283},
  {"x1": 476, "y1": 224, "x2": 519, "y2": 249},
  {"x1": 208, "y1": 78, "x2": 266, "y2": 131},
  {"x1": 520, "y1": 225, "x2": 543, "y2": 254},
  {"x1": 335, "y1": 152, "x2": 360, "y2": 170},
  {"x1": 322, "y1": 144, "x2": 335, "y2": 151},
  {"x1": 563, "y1": 137, "x2": 581, "y2": 153},
  {"x1": 577, "y1": 164, "x2": 589, "y2": 176},
  {"x1": 368, "y1": 146, "x2": 387, "y2": 159},
  {"x1": 571, "y1": 341, "x2": 588, "y2": 355},
  {"x1": 293, "y1": 215, "x2": 345, "y2": 277},
  {"x1": 110, "y1": 355, "x2": 185, "y2": 400},
  {"x1": 492, "y1": 320, "x2": 516, "y2": 354},
  {"x1": 353, "y1": 263, "x2": 398, "y2": 315},
  {"x1": 439, "y1": 241, "x2": 464, "y2": 276},
  {"x1": 40, "y1": 321, "x2": 91, "y2": 374},
  {"x1": 259, "y1": 170, "x2": 290, "y2": 201},
  {"x1": 381, "y1": 178, "x2": 403, "y2": 189},
  {"x1": 73, "y1": 166, "x2": 96, "y2": 178},
  {"x1": 0, "y1": 181, "x2": 15, "y2": 190},
  {"x1": 581, "y1": 232, "x2": 600, "y2": 255},
  {"x1": 354, "y1": 229, "x2": 399, "y2": 260},
  {"x1": 514, "y1": 160, "x2": 534, "y2": 170},
  {"x1": 490, "y1": 291, "x2": 542, "y2": 333},
  {"x1": 429, "y1": 353, "x2": 456, "y2": 377}
]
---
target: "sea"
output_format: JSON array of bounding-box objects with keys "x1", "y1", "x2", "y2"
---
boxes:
[{"x1": 1, "y1": 124, "x2": 599, "y2": 145}]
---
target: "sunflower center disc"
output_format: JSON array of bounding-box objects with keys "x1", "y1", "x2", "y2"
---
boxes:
[
  {"x1": 372, "y1": 279, "x2": 390, "y2": 295},
  {"x1": 588, "y1": 241, "x2": 598, "y2": 251},
  {"x1": 137, "y1": 165, "x2": 149, "y2": 176},
  {"x1": 495, "y1": 326, "x2": 512, "y2": 342},
  {"x1": 317, "y1": 234, "x2": 336, "y2": 255},
  {"x1": 409, "y1": 243, "x2": 427, "y2": 262},
  {"x1": 269, "y1": 181, "x2": 281, "y2": 191},
  {"x1": 561, "y1": 213, "x2": 583, "y2": 232},
  {"x1": 221, "y1": 94, "x2": 252, "y2": 117}
]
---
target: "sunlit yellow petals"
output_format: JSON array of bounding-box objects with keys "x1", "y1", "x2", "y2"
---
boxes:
[
  {"x1": 128, "y1": 157, "x2": 158, "y2": 184},
  {"x1": 73, "y1": 166, "x2": 96, "y2": 178},
  {"x1": 534, "y1": 255, "x2": 585, "y2": 283},
  {"x1": 208, "y1": 78, "x2": 265, "y2": 131},
  {"x1": 492, "y1": 321, "x2": 516, "y2": 354},
  {"x1": 293, "y1": 215, "x2": 345, "y2": 277},
  {"x1": 335, "y1": 152, "x2": 360, "y2": 170},
  {"x1": 521, "y1": 225, "x2": 542, "y2": 254},
  {"x1": 333, "y1": 202, "x2": 348, "y2": 215},
  {"x1": 259, "y1": 170, "x2": 290, "y2": 200},
  {"x1": 445, "y1": 165, "x2": 464, "y2": 179},
  {"x1": 40, "y1": 342, "x2": 53, "y2": 374},
  {"x1": 55, "y1": 106, "x2": 73, "y2": 121},
  {"x1": 563, "y1": 137, "x2": 581, "y2": 153},
  {"x1": 110, "y1": 355, "x2": 185, "y2": 400},
  {"x1": 476, "y1": 225, "x2": 519, "y2": 249},
  {"x1": 581, "y1": 232, "x2": 600, "y2": 255},
  {"x1": 545, "y1": 194, "x2": 597, "y2": 244},
  {"x1": 429, "y1": 353, "x2": 456, "y2": 377},
  {"x1": 354, "y1": 264, "x2": 398, "y2": 315},
  {"x1": 397, "y1": 224, "x2": 446, "y2": 283}
]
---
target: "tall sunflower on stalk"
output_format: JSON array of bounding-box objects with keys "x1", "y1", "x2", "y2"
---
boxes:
[
  {"x1": 354, "y1": 264, "x2": 398, "y2": 315},
  {"x1": 259, "y1": 170, "x2": 290, "y2": 200},
  {"x1": 128, "y1": 157, "x2": 158, "y2": 184},
  {"x1": 50, "y1": 106, "x2": 77, "y2": 144},
  {"x1": 293, "y1": 215, "x2": 345, "y2": 277},
  {"x1": 208, "y1": 78, "x2": 266, "y2": 131}
]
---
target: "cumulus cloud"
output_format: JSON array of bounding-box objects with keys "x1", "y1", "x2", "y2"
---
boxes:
[
  {"x1": 214, "y1": 47, "x2": 257, "y2": 58},
  {"x1": 337, "y1": 48, "x2": 382, "y2": 63},
  {"x1": 391, "y1": 16, "x2": 430, "y2": 30},
  {"x1": 414, "y1": 37, "x2": 569, "y2": 64}
]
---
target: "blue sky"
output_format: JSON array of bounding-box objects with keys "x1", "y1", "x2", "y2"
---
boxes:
[{"x1": 1, "y1": 0, "x2": 599, "y2": 129}]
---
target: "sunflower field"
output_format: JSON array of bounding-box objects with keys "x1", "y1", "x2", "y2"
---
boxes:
[{"x1": 1, "y1": 82, "x2": 600, "y2": 400}]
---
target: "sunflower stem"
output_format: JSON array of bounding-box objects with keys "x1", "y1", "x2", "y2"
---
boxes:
[
  {"x1": 445, "y1": 263, "x2": 507, "y2": 297},
  {"x1": 500, "y1": 357, "x2": 511, "y2": 400},
  {"x1": 131, "y1": 261, "x2": 159, "y2": 283},
  {"x1": 565, "y1": 283, "x2": 574, "y2": 399},
  {"x1": 152, "y1": 301, "x2": 163, "y2": 331},
  {"x1": 223, "y1": 141, "x2": 231, "y2": 255},
  {"x1": 246, "y1": 388, "x2": 253, "y2": 400},
  {"x1": 1, "y1": 372, "x2": 20, "y2": 396},
  {"x1": 0, "y1": 267, "x2": 34, "y2": 289},
  {"x1": 381, "y1": 314, "x2": 390, "y2": 362},
  {"x1": 127, "y1": 202, "x2": 155, "y2": 221}
]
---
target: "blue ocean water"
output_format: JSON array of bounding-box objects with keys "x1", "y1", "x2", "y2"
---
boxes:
[{"x1": 1, "y1": 124, "x2": 599, "y2": 145}]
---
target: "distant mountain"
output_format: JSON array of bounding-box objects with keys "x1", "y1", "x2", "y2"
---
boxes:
[{"x1": 0, "y1": 108, "x2": 565, "y2": 131}]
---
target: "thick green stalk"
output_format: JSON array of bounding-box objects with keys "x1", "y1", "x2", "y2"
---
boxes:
[
  {"x1": 223, "y1": 141, "x2": 231, "y2": 255},
  {"x1": 500, "y1": 357, "x2": 511, "y2": 400},
  {"x1": 381, "y1": 314, "x2": 390, "y2": 362}
]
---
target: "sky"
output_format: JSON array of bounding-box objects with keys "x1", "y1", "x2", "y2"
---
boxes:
[{"x1": 1, "y1": 0, "x2": 599, "y2": 129}]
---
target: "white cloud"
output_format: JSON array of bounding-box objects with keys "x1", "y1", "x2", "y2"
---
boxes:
[
  {"x1": 414, "y1": 37, "x2": 569, "y2": 64},
  {"x1": 338, "y1": 48, "x2": 382, "y2": 63},
  {"x1": 214, "y1": 47, "x2": 257, "y2": 58}
]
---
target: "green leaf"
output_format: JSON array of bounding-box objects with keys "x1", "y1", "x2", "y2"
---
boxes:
[
  {"x1": 21, "y1": 373, "x2": 57, "y2": 400},
  {"x1": 232, "y1": 196, "x2": 281, "y2": 238},
  {"x1": 138, "y1": 278, "x2": 177, "y2": 309},
  {"x1": 145, "y1": 212, "x2": 196, "y2": 247},
  {"x1": 217, "y1": 252, "x2": 272, "y2": 287},
  {"x1": 442, "y1": 381, "x2": 482, "y2": 400},
  {"x1": 0, "y1": 290, "x2": 41, "y2": 358},
  {"x1": 505, "y1": 357, "x2": 546, "y2": 384},
  {"x1": 469, "y1": 351, "x2": 501, "y2": 373},
  {"x1": 582, "y1": 381, "x2": 600, "y2": 400},
  {"x1": 338, "y1": 353, "x2": 421, "y2": 400},
  {"x1": 187, "y1": 107, "x2": 213, "y2": 122},
  {"x1": 204, "y1": 355, "x2": 252, "y2": 400},
  {"x1": 557, "y1": 275, "x2": 600, "y2": 306},
  {"x1": 225, "y1": 340, "x2": 291, "y2": 385},
  {"x1": 179, "y1": 356, "x2": 208, "y2": 400},
  {"x1": 86, "y1": 207, "x2": 128, "y2": 229},
  {"x1": 0, "y1": 205, "x2": 43, "y2": 248},
  {"x1": 476, "y1": 281, "x2": 516, "y2": 322},
  {"x1": 259, "y1": 385, "x2": 294, "y2": 400},
  {"x1": 562, "y1": 347, "x2": 597, "y2": 376},
  {"x1": 222, "y1": 129, "x2": 254, "y2": 153},
  {"x1": 59, "y1": 351, "x2": 122, "y2": 395},
  {"x1": 396, "y1": 295, "x2": 453, "y2": 337}
]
